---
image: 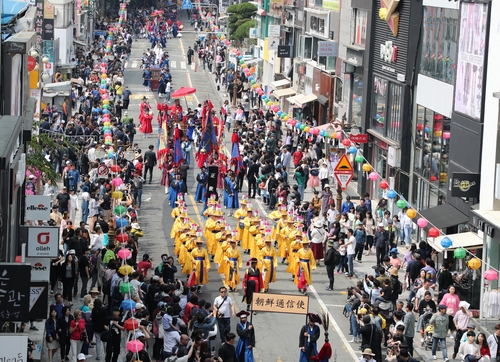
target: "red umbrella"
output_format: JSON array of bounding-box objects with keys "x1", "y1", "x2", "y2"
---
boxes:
[
  {"x1": 171, "y1": 87, "x2": 197, "y2": 108},
  {"x1": 124, "y1": 318, "x2": 139, "y2": 331},
  {"x1": 171, "y1": 87, "x2": 196, "y2": 98},
  {"x1": 126, "y1": 340, "x2": 144, "y2": 353}
]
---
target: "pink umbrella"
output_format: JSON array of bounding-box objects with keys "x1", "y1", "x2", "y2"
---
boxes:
[
  {"x1": 126, "y1": 340, "x2": 144, "y2": 353},
  {"x1": 117, "y1": 248, "x2": 131, "y2": 260}
]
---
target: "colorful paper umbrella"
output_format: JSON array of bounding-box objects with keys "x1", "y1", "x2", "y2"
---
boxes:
[
  {"x1": 116, "y1": 218, "x2": 128, "y2": 228},
  {"x1": 117, "y1": 248, "x2": 131, "y2": 260},
  {"x1": 124, "y1": 319, "x2": 139, "y2": 331},
  {"x1": 118, "y1": 264, "x2": 133, "y2": 275},
  {"x1": 121, "y1": 299, "x2": 136, "y2": 311},
  {"x1": 119, "y1": 282, "x2": 133, "y2": 294},
  {"x1": 114, "y1": 205, "x2": 127, "y2": 216},
  {"x1": 126, "y1": 340, "x2": 143, "y2": 353},
  {"x1": 115, "y1": 233, "x2": 129, "y2": 243}
]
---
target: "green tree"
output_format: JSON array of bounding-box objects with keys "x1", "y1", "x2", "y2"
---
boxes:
[
  {"x1": 233, "y1": 20, "x2": 257, "y2": 41},
  {"x1": 226, "y1": 3, "x2": 257, "y2": 40}
]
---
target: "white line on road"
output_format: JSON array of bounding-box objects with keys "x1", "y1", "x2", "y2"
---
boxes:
[
  {"x1": 170, "y1": 60, "x2": 176, "y2": 69},
  {"x1": 324, "y1": 304, "x2": 347, "y2": 308},
  {"x1": 309, "y1": 285, "x2": 360, "y2": 361},
  {"x1": 178, "y1": 38, "x2": 200, "y2": 106},
  {"x1": 180, "y1": 61, "x2": 186, "y2": 69},
  {"x1": 131, "y1": 61, "x2": 138, "y2": 68}
]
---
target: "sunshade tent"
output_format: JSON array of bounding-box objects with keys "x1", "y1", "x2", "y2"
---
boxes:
[{"x1": 171, "y1": 87, "x2": 197, "y2": 108}]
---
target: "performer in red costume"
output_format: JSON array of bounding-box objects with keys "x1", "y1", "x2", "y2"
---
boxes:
[{"x1": 242, "y1": 257, "x2": 264, "y2": 312}]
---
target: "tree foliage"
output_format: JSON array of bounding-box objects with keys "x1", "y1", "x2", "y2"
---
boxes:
[{"x1": 226, "y1": 3, "x2": 257, "y2": 39}]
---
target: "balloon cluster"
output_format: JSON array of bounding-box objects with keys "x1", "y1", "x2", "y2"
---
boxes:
[{"x1": 119, "y1": 2, "x2": 127, "y2": 28}]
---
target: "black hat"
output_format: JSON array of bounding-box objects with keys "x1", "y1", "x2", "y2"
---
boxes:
[{"x1": 308, "y1": 313, "x2": 322, "y2": 324}]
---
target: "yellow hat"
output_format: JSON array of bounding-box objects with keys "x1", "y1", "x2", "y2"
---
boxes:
[
  {"x1": 207, "y1": 198, "x2": 218, "y2": 205},
  {"x1": 246, "y1": 207, "x2": 253, "y2": 213},
  {"x1": 252, "y1": 216, "x2": 261, "y2": 223},
  {"x1": 208, "y1": 209, "x2": 223, "y2": 217},
  {"x1": 240, "y1": 199, "x2": 248, "y2": 205},
  {"x1": 301, "y1": 239, "x2": 310, "y2": 244},
  {"x1": 265, "y1": 234, "x2": 273, "y2": 243}
]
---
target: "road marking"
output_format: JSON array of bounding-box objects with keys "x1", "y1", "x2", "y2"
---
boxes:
[
  {"x1": 178, "y1": 38, "x2": 200, "y2": 105},
  {"x1": 324, "y1": 304, "x2": 347, "y2": 307},
  {"x1": 180, "y1": 61, "x2": 186, "y2": 69},
  {"x1": 131, "y1": 61, "x2": 138, "y2": 68},
  {"x1": 309, "y1": 285, "x2": 359, "y2": 361},
  {"x1": 170, "y1": 60, "x2": 176, "y2": 69}
]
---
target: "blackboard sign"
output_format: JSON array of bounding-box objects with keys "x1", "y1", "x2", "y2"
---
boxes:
[
  {"x1": 0, "y1": 264, "x2": 30, "y2": 321},
  {"x1": 278, "y1": 45, "x2": 292, "y2": 58},
  {"x1": 29, "y1": 282, "x2": 49, "y2": 320},
  {"x1": 207, "y1": 166, "x2": 219, "y2": 200}
]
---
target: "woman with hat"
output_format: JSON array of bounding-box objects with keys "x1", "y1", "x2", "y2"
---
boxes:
[
  {"x1": 190, "y1": 239, "x2": 210, "y2": 293},
  {"x1": 320, "y1": 184, "x2": 333, "y2": 216},
  {"x1": 359, "y1": 348, "x2": 376, "y2": 362},
  {"x1": 219, "y1": 238, "x2": 242, "y2": 292},
  {"x1": 242, "y1": 258, "x2": 264, "y2": 312},
  {"x1": 299, "y1": 313, "x2": 321, "y2": 362},
  {"x1": 310, "y1": 219, "x2": 327, "y2": 265},
  {"x1": 204, "y1": 208, "x2": 224, "y2": 260},
  {"x1": 233, "y1": 197, "x2": 249, "y2": 243},
  {"x1": 235, "y1": 311, "x2": 255, "y2": 362},
  {"x1": 295, "y1": 238, "x2": 317, "y2": 294},
  {"x1": 259, "y1": 234, "x2": 278, "y2": 292}
]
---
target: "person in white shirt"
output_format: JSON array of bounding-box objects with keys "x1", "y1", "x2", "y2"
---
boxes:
[
  {"x1": 213, "y1": 287, "x2": 235, "y2": 343},
  {"x1": 458, "y1": 331, "x2": 481, "y2": 361},
  {"x1": 90, "y1": 227, "x2": 104, "y2": 249},
  {"x1": 326, "y1": 204, "x2": 339, "y2": 228},
  {"x1": 345, "y1": 229, "x2": 356, "y2": 277},
  {"x1": 400, "y1": 207, "x2": 413, "y2": 248}
]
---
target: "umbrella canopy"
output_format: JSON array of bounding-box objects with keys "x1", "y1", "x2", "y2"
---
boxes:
[
  {"x1": 124, "y1": 318, "x2": 139, "y2": 331},
  {"x1": 126, "y1": 340, "x2": 144, "y2": 353},
  {"x1": 121, "y1": 299, "x2": 136, "y2": 311},
  {"x1": 171, "y1": 87, "x2": 196, "y2": 98},
  {"x1": 118, "y1": 264, "x2": 133, "y2": 275}
]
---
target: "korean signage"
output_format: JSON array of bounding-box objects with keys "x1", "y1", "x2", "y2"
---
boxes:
[
  {"x1": 277, "y1": 45, "x2": 292, "y2": 58},
  {"x1": 26, "y1": 257, "x2": 51, "y2": 281},
  {"x1": 43, "y1": 0, "x2": 55, "y2": 40},
  {"x1": 29, "y1": 282, "x2": 49, "y2": 320},
  {"x1": 0, "y1": 264, "x2": 30, "y2": 321},
  {"x1": 451, "y1": 172, "x2": 480, "y2": 198},
  {"x1": 25, "y1": 195, "x2": 51, "y2": 221},
  {"x1": 207, "y1": 166, "x2": 219, "y2": 201},
  {"x1": 318, "y1": 41, "x2": 338, "y2": 57},
  {"x1": 27, "y1": 227, "x2": 60, "y2": 258},
  {"x1": 0, "y1": 335, "x2": 28, "y2": 362},
  {"x1": 268, "y1": 25, "x2": 281, "y2": 38},
  {"x1": 251, "y1": 292, "x2": 309, "y2": 314},
  {"x1": 34, "y1": 0, "x2": 44, "y2": 45},
  {"x1": 454, "y1": 3, "x2": 488, "y2": 120}
]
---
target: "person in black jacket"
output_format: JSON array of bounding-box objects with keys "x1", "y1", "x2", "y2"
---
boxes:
[
  {"x1": 323, "y1": 240, "x2": 339, "y2": 291},
  {"x1": 91, "y1": 298, "x2": 108, "y2": 361},
  {"x1": 58, "y1": 306, "x2": 74, "y2": 361},
  {"x1": 218, "y1": 333, "x2": 237, "y2": 362},
  {"x1": 143, "y1": 145, "x2": 157, "y2": 184},
  {"x1": 246, "y1": 160, "x2": 260, "y2": 198},
  {"x1": 437, "y1": 263, "x2": 454, "y2": 302}
]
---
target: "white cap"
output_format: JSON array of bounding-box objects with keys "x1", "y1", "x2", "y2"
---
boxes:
[
  {"x1": 135, "y1": 331, "x2": 145, "y2": 339},
  {"x1": 135, "y1": 302, "x2": 145, "y2": 309},
  {"x1": 378, "y1": 223, "x2": 384, "y2": 227},
  {"x1": 77, "y1": 353, "x2": 86, "y2": 361}
]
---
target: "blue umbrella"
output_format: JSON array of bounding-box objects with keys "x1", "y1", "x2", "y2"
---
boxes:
[{"x1": 121, "y1": 299, "x2": 136, "y2": 311}]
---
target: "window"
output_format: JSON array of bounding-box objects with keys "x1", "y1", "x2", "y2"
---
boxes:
[
  {"x1": 387, "y1": 85, "x2": 402, "y2": 142},
  {"x1": 315, "y1": 0, "x2": 323, "y2": 7},
  {"x1": 299, "y1": 35, "x2": 313, "y2": 59},
  {"x1": 351, "y1": 9, "x2": 368, "y2": 47},
  {"x1": 352, "y1": 73, "x2": 363, "y2": 127},
  {"x1": 420, "y1": 7, "x2": 459, "y2": 85},
  {"x1": 371, "y1": 76, "x2": 388, "y2": 133}
]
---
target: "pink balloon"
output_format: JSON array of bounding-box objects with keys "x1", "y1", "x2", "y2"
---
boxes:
[
  {"x1": 417, "y1": 218, "x2": 428, "y2": 228},
  {"x1": 117, "y1": 248, "x2": 131, "y2": 259},
  {"x1": 112, "y1": 177, "x2": 123, "y2": 187}
]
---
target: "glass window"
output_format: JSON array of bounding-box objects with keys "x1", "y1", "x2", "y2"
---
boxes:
[
  {"x1": 352, "y1": 9, "x2": 368, "y2": 47},
  {"x1": 343, "y1": 73, "x2": 351, "y2": 105},
  {"x1": 387, "y1": 85, "x2": 402, "y2": 142},
  {"x1": 315, "y1": 0, "x2": 323, "y2": 7},
  {"x1": 420, "y1": 7, "x2": 459, "y2": 84},
  {"x1": 300, "y1": 36, "x2": 313, "y2": 59},
  {"x1": 414, "y1": 105, "x2": 426, "y2": 174},
  {"x1": 372, "y1": 76, "x2": 388, "y2": 134},
  {"x1": 352, "y1": 72, "x2": 363, "y2": 128}
]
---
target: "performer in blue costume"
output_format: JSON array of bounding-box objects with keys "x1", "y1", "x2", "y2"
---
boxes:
[
  {"x1": 169, "y1": 173, "x2": 184, "y2": 207},
  {"x1": 227, "y1": 173, "x2": 239, "y2": 215},
  {"x1": 195, "y1": 166, "x2": 208, "y2": 203},
  {"x1": 235, "y1": 311, "x2": 255, "y2": 362},
  {"x1": 223, "y1": 174, "x2": 231, "y2": 208},
  {"x1": 299, "y1": 313, "x2": 321, "y2": 362}
]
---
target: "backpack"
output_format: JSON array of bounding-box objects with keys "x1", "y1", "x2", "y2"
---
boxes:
[
  {"x1": 103, "y1": 278, "x2": 112, "y2": 296},
  {"x1": 111, "y1": 279, "x2": 124, "y2": 303},
  {"x1": 332, "y1": 250, "x2": 341, "y2": 266}
]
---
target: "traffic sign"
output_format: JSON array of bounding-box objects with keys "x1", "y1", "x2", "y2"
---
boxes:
[
  {"x1": 97, "y1": 164, "x2": 109, "y2": 177},
  {"x1": 181, "y1": 0, "x2": 193, "y2": 9},
  {"x1": 334, "y1": 154, "x2": 354, "y2": 190}
]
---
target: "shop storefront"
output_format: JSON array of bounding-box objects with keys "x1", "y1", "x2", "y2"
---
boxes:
[{"x1": 364, "y1": 0, "x2": 422, "y2": 197}]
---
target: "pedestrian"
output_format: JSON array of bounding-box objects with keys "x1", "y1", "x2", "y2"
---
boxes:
[
  {"x1": 353, "y1": 221, "x2": 367, "y2": 262},
  {"x1": 45, "y1": 308, "x2": 60, "y2": 362},
  {"x1": 218, "y1": 333, "x2": 237, "y2": 362},
  {"x1": 91, "y1": 298, "x2": 107, "y2": 361},
  {"x1": 309, "y1": 219, "x2": 327, "y2": 265},
  {"x1": 299, "y1": 313, "x2": 321, "y2": 362},
  {"x1": 132, "y1": 171, "x2": 145, "y2": 209},
  {"x1": 374, "y1": 223, "x2": 389, "y2": 266},
  {"x1": 213, "y1": 286, "x2": 236, "y2": 343},
  {"x1": 323, "y1": 240, "x2": 339, "y2": 291},
  {"x1": 242, "y1": 258, "x2": 264, "y2": 311},
  {"x1": 359, "y1": 348, "x2": 376, "y2": 362},
  {"x1": 235, "y1": 311, "x2": 255, "y2": 362},
  {"x1": 453, "y1": 301, "x2": 472, "y2": 359},
  {"x1": 55, "y1": 186, "x2": 71, "y2": 214},
  {"x1": 430, "y1": 304, "x2": 450, "y2": 361},
  {"x1": 344, "y1": 229, "x2": 356, "y2": 278},
  {"x1": 79, "y1": 248, "x2": 91, "y2": 299},
  {"x1": 69, "y1": 310, "x2": 87, "y2": 362},
  {"x1": 403, "y1": 302, "x2": 416, "y2": 357},
  {"x1": 143, "y1": 145, "x2": 157, "y2": 184},
  {"x1": 61, "y1": 253, "x2": 76, "y2": 305}
]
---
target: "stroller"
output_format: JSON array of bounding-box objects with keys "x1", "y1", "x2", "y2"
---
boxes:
[{"x1": 419, "y1": 309, "x2": 435, "y2": 350}]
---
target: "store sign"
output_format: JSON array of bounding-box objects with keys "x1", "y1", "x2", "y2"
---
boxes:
[
  {"x1": 350, "y1": 133, "x2": 369, "y2": 143},
  {"x1": 380, "y1": 41, "x2": 398, "y2": 63},
  {"x1": 277, "y1": 45, "x2": 292, "y2": 58},
  {"x1": 451, "y1": 172, "x2": 480, "y2": 198},
  {"x1": 26, "y1": 258, "x2": 51, "y2": 281},
  {"x1": 318, "y1": 41, "x2": 338, "y2": 57},
  {"x1": 380, "y1": 0, "x2": 400, "y2": 37},
  {"x1": 27, "y1": 227, "x2": 60, "y2": 258},
  {"x1": 0, "y1": 264, "x2": 30, "y2": 321},
  {"x1": 268, "y1": 25, "x2": 281, "y2": 38},
  {"x1": 29, "y1": 282, "x2": 48, "y2": 320},
  {"x1": 251, "y1": 292, "x2": 309, "y2": 314},
  {"x1": 25, "y1": 195, "x2": 51, "y2": 221}
]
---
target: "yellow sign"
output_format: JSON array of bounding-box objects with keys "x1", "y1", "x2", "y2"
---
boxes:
[
  {"x1": 334, "y1": 154, "x2": 354, "y2": 172},
  {"x1": 251, "y1": 292, "x2": 309, "y2": 315}
]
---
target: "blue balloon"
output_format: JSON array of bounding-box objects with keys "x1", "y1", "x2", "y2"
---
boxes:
[
  {"x1": 295, "y1": 123, "x2": 302, "y2": 129},
  {"x1": 424, "y1": 127, "x2": 429, "y2": 133},
  {"x1": 387, "y1": 190, "x2": 397, "y2": 199},
  {"x1": 441, "y1": 237, "x2": 452, "y2": 249},
  {"x1": 348, "y1": 146, "x2": 357, "y2": 154},
  {"x1": 248, "y1": 76, "x2": 253, "y2": 81},
  {"x1": 121, "y1": 299, "x2": 136, "y2": 311},
  {"x1": 103, "y1": 110, "x2": 110, "y2": 114},
  {"x1": 320, "y1": 130, "x2": 326, "y2": 136},
  {"x1": 277, "y1": 111, "x2": 283, "y2": 116},
  {"x1": 238, "y1": 55, "x2": 243, "y2": 59},
  {"x1": 100, "y1": 85, "x2": 107, "y2": 89},
  {"x1": 116, "y1": 218, "x2": 128, "y2": 228}
]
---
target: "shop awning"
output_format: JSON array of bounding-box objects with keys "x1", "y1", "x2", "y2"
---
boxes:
[
  {"x1": 314, "y1": 122, "x2": 342, "y2": 132},
  {"x1": 317, "y1": 94, "x2": 329, "y2": 106},
  {"x1": 245, "y1": 58, "x2": 263, "y2": 65},
  {"x1": 416, "y1": 203, "x2": 469, "y2": 230},
  {"x1": 2, "y1": 0, "x2": 28, "y2": 25},
  {"x1": 73, "y1": 40, "x2": 87, "y2": 47},
  {"x1": 294, "y1": 94, "x2": 318, "y2": 107},
  {"x1": 429, "y1": 232, "x2": 483, "y2": 253},
  {"x1": 287, "y1": 94, "x2": 301, "y2": 104},
  {"x1": 271, "y1": 79, "x2": 291, "y2": 88},
  {"x1": 273, "y1": 88, "x2": 296, "y2": 98},
  {"x1": 44, "y1": 81, "x2": 72, "y2": 92}
]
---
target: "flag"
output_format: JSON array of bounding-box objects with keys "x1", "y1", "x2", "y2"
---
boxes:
[{"x1": 196, "y1": 101, "x2": 218, "y2": 167}]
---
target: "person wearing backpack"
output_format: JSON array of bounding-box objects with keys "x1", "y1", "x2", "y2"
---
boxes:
[
  {"x1": 353, "y1": 221, "x2": 367, "y2": 262},
  {"x1": 323, "y1": 240, "x2": 340, "y2": 291}
]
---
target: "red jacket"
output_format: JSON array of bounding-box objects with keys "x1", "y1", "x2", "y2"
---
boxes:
[{"x1": 293, "y1": 151, "x2": 303, "y2": 165}]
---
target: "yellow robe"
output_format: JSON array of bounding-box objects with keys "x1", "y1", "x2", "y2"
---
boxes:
[
  {"x1": 259, "y1": 246, "x2": 277, "y2": 290},
  {"x1": 191, "y1": 247, "x2": 210, "y2": 285},
  {"x1": 171, "y1": 207, "x2": 182, "y2": 219},
  {"x1": 214, "y1": 233, "x2": 229, "y2": 264},
  {"x1": 248, "y1": 225, "x2": 259, "y2": 257},
  {"x1": 279, "y1": 225, "x2": 294, "y2": 258},
  {"x1": 205, "y1": 218, "x2": 222, "y2": 255},
  {"x1": 180, "y1": 239, "x2": 197, "y2": 275},
  {"x1": 285, "y1": 239, "x2": 302, "y2": 274},
  {"x1": 241, "y1": 217, "x2": 252, "y2": 250},
  {"x1": 218, "y1": 246, "x2": 242, "y2": 290},
  {"x1": 233, "y1": 208, "x2": 248, "y2": 241},
  {"x1": 294, "y1": 248, "x2": 316, "y2": 286}
]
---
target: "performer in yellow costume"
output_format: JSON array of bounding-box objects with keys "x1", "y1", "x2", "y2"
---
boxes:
[
  {"x1": 190, "y1": 239, "x2": 211, "y2": 293},
  {"x1": 241, "y1": 208, "x2": 254, "y2": 253},
  {"x1": 171, "y1": 198, "x2": 186, "y2": 219},
  {"x1": 179, "y1": 231, "x2": 197, "y2": 275},
  {"x1": 203, "y1": 196, "x2": 219, "y2": 218},
  {"x1": 247, "y1": 216, "x2": 261, "y2": 257},
  {"x1": 294, "y1": 239, "x2": 316, "y2": 294},
  {"x1": 273, "y1": 208, "x2": 288, "y2": 252},
  {"x1": 233, "y1": 198, "x2": 249, "y2": 244},
  {"x1": 280, "y1": 217, "x2": 296, "y2": 262},
  {"x1": 214, "y1": 226, "x2": 232, "y2": 264},
  {"x1": 218, "y1": 239, "x2": 242, "y2": 291},
  {"x1": 204, "y1": 209, "x2": 224, "y2": 260},
  {"x1": 259, "y1": 234, "x2": 277, "y2": 292},
  {"x1": 173, "y1": 212, "x2": 193, "y2": 257},
  {"x1": 285, "y1": 231, "x2": 305, "y2": 274}
]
